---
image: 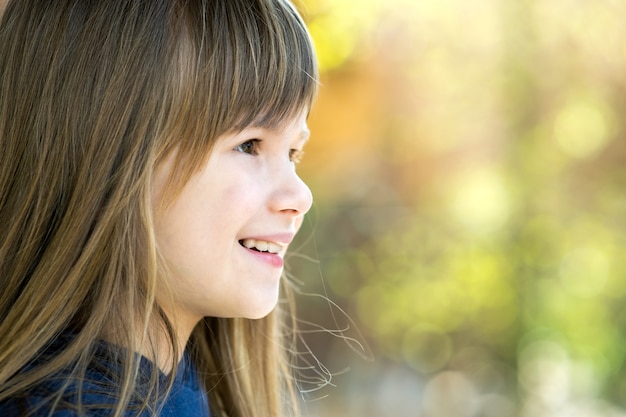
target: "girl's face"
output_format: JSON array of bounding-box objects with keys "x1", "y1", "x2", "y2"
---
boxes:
[{"x1": 153, "y1": 110, "x2": 312, "y2": 333}]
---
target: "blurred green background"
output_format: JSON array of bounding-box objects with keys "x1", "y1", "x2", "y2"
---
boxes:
[{"x1": 286, "y1": 0, "x2": 626, "y2": 416}]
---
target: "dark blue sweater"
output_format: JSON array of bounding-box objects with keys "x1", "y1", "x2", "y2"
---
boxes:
[{"x1": 0, "y1": 340, "x2": 211, "y2": 417}]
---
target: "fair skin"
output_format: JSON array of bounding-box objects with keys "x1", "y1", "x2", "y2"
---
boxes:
[{"x1": 152, "y1": 110, "x2": 312, "y2": 357}]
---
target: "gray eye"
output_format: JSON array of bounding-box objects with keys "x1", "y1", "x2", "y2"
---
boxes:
[{"x1": 234, "y1": 139, "x2": 260, "y2": 155}]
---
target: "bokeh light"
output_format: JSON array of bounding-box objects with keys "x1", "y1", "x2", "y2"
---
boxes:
[{"x1": 288, "y1": 0, "x2": 626, "y2": 415}]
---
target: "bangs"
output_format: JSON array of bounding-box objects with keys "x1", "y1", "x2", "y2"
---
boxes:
[
  {"x1": 224, "y1": 0, "x2": 319, "y2": 130},
  {"x1": 188, "y1": 0, "x2": 318, "y2": 131},
  {"x1": 156, "y1": 0, "x2": 318, "y2": 201}
]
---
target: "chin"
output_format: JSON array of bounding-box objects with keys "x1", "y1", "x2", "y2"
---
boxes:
[
  {"x1": 239, "y1": 292, "x2": 280, "y2": 320},
  {"x1": 243, "y1": 303, "x2": 278, "y2": 320}
]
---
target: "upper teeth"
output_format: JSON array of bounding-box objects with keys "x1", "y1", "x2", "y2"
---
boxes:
[{"x1": 241, "y1": 239, "x2": 282, "y2": 254}]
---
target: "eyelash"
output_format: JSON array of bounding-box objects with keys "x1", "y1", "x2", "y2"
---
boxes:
[
  {"x1": 234, "y1": 139, "x2": 261, "y2": 156},
  {"x1": 234, "y1": 139, "x2": 305, "y2": 164}
]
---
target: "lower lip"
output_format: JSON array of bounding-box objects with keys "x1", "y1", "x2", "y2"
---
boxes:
[{"x1": 242, "y1": 246, "x2": 284, "y2": 268}]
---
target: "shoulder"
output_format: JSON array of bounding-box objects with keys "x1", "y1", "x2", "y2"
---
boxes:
[
  {"x1": 0, "y1": 372, "x2": 146, "y2": 417},
  {"x1": 2, "y1": 341, "x2": 210, "y2": 417},
  {"x1": 0, "y1": 343, "x2": 156, "y2": 417}
]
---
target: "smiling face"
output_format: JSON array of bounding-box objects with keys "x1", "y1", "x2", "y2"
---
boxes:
[{"x1": 152, "y1": 110, "x2": 312, "y2": 336}]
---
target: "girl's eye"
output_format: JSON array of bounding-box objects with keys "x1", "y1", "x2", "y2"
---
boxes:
[
  {"x1": 234, "y1": 139, "x2": 260, "y2": 155},
  {"x1": 290, "y1": 149, "x2": 304, "y2": 164}
]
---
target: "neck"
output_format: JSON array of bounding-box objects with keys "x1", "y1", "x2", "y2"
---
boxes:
[{"x1": 100, "y1": 313, "x2": 197, "y2": 374}]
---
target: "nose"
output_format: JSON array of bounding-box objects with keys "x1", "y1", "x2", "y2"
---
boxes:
[{"x1": 269, "y1": 166, "x2": 313, "y2": 217}]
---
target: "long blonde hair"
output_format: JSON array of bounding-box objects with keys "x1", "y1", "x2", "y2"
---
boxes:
[{"x1": 0, "y1": 1, "x2": 318, "y2": 416}]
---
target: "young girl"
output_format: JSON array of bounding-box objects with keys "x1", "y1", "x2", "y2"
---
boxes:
[{"x1": 0, "y1": 0, "x2": 318, "y2": 416}]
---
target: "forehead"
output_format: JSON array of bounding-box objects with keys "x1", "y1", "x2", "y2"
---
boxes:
[{"x1": 248, "y1": 107, "x2": 310, "y2": 138}]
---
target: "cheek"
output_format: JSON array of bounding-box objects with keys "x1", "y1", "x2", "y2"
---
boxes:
[
  {"x1": 154, "y1": 157, "x2": 264, "y2": 261},
  {"x1": 218, "y1": 173, "x2": 264, "y2": 214},
  {"x1": 154, "y1": 179, "x2": 214, "y2": 257}
]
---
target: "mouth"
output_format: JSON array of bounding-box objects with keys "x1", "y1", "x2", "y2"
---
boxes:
[{"x1": 239, "y1": 238, "x2": 283, "y2": 254}]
